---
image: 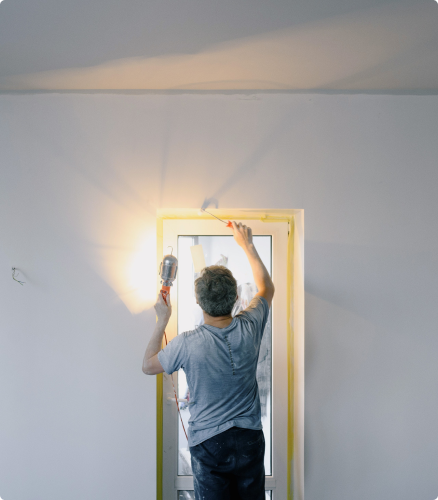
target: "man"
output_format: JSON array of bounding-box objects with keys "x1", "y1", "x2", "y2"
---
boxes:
[{"x1": 143, "y1": 222, "x2": 275, "y2": 500}]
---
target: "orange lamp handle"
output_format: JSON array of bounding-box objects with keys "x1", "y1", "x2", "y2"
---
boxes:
[{"x1": 161, "y1": 286, "x2": 171, "y2": 304}]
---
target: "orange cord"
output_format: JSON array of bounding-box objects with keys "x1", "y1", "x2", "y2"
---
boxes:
[{"x1": 161, "y1": 288, "x2": 188, "y2": 441}]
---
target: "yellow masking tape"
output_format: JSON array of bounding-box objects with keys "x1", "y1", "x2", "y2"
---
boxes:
[
  {"x1": 156, "y1": 217, "x2": 164, "y2": 500},
  {"x1": 156, "y1": 209, "x2": 297, "y2": 500},
  {"x1": 287, "y1": 216, "x2": 294, "y2": 500}
]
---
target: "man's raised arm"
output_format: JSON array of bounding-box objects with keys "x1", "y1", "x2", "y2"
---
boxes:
[
  {"x1": 142, "y1": 293, "x2": 171, "y2": 375},
  {"x1": 231, "y1": 222, "x2": 275, "y2": 308}
]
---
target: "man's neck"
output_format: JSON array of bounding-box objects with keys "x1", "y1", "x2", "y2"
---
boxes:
[{"x1": 203, "y1": 312, "x2": 234, "y2": 329}]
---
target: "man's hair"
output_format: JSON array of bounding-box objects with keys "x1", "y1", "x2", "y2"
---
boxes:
[{"x1": 195, "y1": 265, "x2": 237, "y2": 317}]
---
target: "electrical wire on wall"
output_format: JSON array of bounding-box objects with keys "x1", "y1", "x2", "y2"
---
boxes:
[{"x1": 12, "y1": 267, "x2": 25, "y2": 285}]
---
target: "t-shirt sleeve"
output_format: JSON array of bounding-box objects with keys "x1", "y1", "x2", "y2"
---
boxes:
[
  {"x1": 237, "y1": 295, "x2": 270, "y2": 338},
  {"x1": 157, "y1": 334, "x2": 186, "y2": 375}
]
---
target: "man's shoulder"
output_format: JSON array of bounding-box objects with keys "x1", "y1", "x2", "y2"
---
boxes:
[
  {"x1": 236, "y1": 296, "x2": 269, "y2": 318},
  {"x1": 181, "y1": 326, "x2": 204, "y2": 339}
]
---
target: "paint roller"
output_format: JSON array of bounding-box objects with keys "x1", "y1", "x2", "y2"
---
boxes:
[{"x1": 200, "y1": 208, "x2": 233, "y2": 228}]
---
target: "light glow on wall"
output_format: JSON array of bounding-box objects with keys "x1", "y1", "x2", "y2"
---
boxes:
[
  {"x1": 90, "y1": 225, "x2": 157, "y2": 315},
  {"x1": 127, "y1": 233, "x2": 157, "y2": 310}
]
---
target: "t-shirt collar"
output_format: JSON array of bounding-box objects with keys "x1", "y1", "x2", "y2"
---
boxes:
[{"x1": 201, "y1": 316, "x2": 238, "y2": 334}]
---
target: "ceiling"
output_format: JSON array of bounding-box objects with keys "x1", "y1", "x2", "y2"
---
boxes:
[{"x1": 0, "y1": 0, "x2": 437, "y2": 91}]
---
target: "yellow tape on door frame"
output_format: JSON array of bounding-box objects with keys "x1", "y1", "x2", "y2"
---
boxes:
[{"x1": 156, "y1": 208, "x2": 301, "y2": 500}]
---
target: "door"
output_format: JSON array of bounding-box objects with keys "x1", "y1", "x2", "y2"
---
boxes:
[{"x1": 161, "y1": 219, "x2": 289, "y2": 499}]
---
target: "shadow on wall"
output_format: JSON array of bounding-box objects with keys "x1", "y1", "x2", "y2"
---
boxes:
[
  {"x1": 3, "y1": 93, "x2": 301, "y2": 315},
  {"x1": 34, "y1": 95, "x2": 282, "y2": 314},
  {"x1": 305, "y1": 239, "x2": 438, "y2": 332},
  {"x1": 0, "y1": 2, "x2": 437, "y2": 90},
  {"x1": 26, "y1": 103, "x2": 163, "y2": 314}
]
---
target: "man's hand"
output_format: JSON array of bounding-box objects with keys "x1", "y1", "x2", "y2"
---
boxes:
[
  {"x1": 231, "y1": 222, "x2": 253, "y2": 250},
  {"x1": 155, "y1": 292, "x2": 172, "y2": 325}
]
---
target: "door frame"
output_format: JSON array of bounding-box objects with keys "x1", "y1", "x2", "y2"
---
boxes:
[{"x1": 155, "y1": 209, "x2": 304, "y2": 500}]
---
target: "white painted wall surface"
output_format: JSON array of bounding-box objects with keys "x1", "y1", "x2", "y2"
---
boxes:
[{"x1": 0, "y1": 93, "x2": 437, "y2": 500}]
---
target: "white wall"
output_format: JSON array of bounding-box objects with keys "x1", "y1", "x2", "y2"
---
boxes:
[{"x1": 1, "y1": 93, "x2": 437, "y2": 500}]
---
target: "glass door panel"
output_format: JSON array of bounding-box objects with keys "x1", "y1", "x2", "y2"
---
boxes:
[{"x1": 177, "y1": 235, "x2": 272, "y2": 476}]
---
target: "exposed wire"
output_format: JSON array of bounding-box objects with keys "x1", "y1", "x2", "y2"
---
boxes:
[{"x1": 12, "y1": 267, "x2": 25, "y2": 285}]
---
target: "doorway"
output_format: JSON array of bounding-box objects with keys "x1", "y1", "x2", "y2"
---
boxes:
[{"x1": 156, "y1": 210, "x2": 304, "y2": 500}]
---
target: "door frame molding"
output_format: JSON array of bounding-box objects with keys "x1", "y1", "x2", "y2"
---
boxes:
[{"x1": 155, "y1": 208, "x2": 304, "y2": 500}]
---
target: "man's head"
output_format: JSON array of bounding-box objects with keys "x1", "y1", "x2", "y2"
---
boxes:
[{"x1": 195, "y1": 265, "x2": 237, "y2": 317}]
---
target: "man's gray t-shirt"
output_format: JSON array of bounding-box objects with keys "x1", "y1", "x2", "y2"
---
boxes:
[{"x1": 157, "y1": 296, "x2": 270, "y2": 447}]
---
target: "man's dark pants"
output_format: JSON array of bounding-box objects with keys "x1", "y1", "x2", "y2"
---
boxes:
[{"x1": 190, "y1": 426, "x2": 265, "y2": 500}]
